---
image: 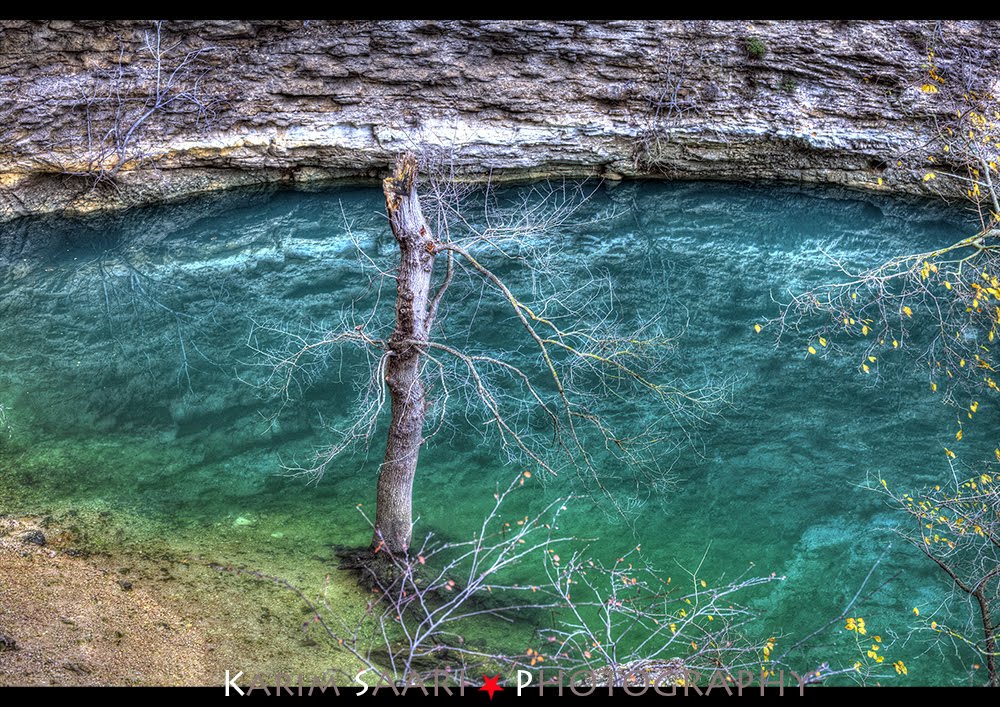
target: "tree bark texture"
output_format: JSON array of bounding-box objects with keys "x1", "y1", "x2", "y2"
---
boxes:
[{"x1": 373, "y1": 153, "x2": 437, "y2": 555}]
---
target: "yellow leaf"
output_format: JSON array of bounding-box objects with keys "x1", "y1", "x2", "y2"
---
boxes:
[
  {"x1": 862, "y1": 364, "x2": 870, "y2": 373},
  {"x1": 913, "y1": 607, "x2": 920, "y2": 616},
  {"x1": 921, "y1": 83, "x2": 939, "y2": 94},
  {"x1": 960, "y1": 358, "x2": 966, "y2": 368},
  {"x1": 923, "y1": 172, "x2": 936, "y2": 181},
  {"x1": 819, "y1": 337, "x2": 827, "y2": 347},
  {"x1": 944, "y1": 281, "x2": 952, "y2": 290},
  {"x1": 877, "y1": 177, "x2": 883, "y2": 186},
  {"x1": 868, "y1": 355, "x2": 877, "y2": 363},
  {"x1": 893, "y1": 339, "x2": 899, "y2": 348},
  {"x1": 931, "y1": 382, "x2": 938, "y2": 392},
  {"x1": 944, "y1": 447, "x2": 956, "y2": 459},
  {"x1": 903, "y1": 306, "x2": 913, "y2": 317},
  {"x1": 956, "y1": 429, "x2": 963, "y2": 441},
  {"x1": 700, "y1": 579, "x2": 706, "y2": 588},
  {"x1": 862, "y1": 325, "x2": 870, "y2": 336},
  {"x1": 971, "y1": 401, "x2": 979, "y2": 413},
  {"x1": 754, "y1": 323, "x2": 762, "y2": 333},
  {"x1": 808, "y1": 346, "x2": 817, "y2": 355}
]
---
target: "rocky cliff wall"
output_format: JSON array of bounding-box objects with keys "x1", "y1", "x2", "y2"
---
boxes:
[{"x1": 1, "y1": 20, "x2": 997, "y2": 220}]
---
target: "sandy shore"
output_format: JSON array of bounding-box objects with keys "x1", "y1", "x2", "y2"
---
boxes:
[
  {"x1": 0, "y1": 514, "x2": 357, "y2": 687},
  {"x1": 0, "y1": 515, "x2": 211, "y2": 685}
]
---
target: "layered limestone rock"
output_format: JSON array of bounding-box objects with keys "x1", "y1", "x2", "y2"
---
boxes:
[{"x1": 1, "y1": 20, "x2": 997, "y2": 220}]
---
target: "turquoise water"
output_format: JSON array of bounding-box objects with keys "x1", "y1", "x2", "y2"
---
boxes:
[{"x1": 0, "y1": 181, "x2": 991, "y2": 685}]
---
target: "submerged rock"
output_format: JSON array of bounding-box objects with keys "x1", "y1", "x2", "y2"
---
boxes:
[{"x1": 19, "y1": 529, "x2": 46, "y2": 546}]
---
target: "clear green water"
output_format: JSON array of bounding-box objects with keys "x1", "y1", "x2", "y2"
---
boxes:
[{"x1": 0, "y1": 181, "x2": 990, "y2": 685}]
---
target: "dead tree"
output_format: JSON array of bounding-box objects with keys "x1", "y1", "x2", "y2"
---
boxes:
[
  {"x1": 373, "y1": 156, "x2": 439, "y2": 557},
  {"x1": 253, "y1": 152, "x2": 732, "y2": 568}
]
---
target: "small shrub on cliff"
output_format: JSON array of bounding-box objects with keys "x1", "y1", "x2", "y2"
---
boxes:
[{"x1": 745, "y1": 36, "x2": 767, "y2": 60}]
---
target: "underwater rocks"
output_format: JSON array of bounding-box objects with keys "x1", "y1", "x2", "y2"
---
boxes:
[
  {"x1": 19, "y1": 529, "x2": 46, "y2": 546},
  {"x1": 1, "y1": 20, "x2": 999, "y2": 220}
]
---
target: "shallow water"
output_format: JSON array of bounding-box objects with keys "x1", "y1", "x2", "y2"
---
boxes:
[{"x1": 0, "y1": 180, "x2": 991, "y2": 685}]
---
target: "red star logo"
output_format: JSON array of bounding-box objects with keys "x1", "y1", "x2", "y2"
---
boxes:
[{"x1": 479, "y1": 675, "x2": 504, "y2": 700}]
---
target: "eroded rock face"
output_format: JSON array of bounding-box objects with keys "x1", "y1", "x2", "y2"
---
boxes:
[{"x1": 1, "y1": 20, "x2": 997, "y2": 220}]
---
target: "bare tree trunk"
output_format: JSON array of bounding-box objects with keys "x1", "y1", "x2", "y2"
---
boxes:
[{"x1": 373, "y1": 153, "x2": 437, "y2": 556}]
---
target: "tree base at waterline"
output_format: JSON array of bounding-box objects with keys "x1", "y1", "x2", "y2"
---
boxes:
[{"x1": 334, "y1": 545, "x2": 415, "y2": 590}]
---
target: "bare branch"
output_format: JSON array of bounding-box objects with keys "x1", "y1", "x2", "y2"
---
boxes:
[
  {"x1": 34, "y1": 20, "x2": 220, "y2": 188},
  {"x1": 253, "y1": 160, "x2": 734, "y2": 526}
]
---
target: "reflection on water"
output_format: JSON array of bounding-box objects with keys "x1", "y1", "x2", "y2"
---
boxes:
[{"x1": 0, "y1": 181, "x2": 987, "y2": 685}]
